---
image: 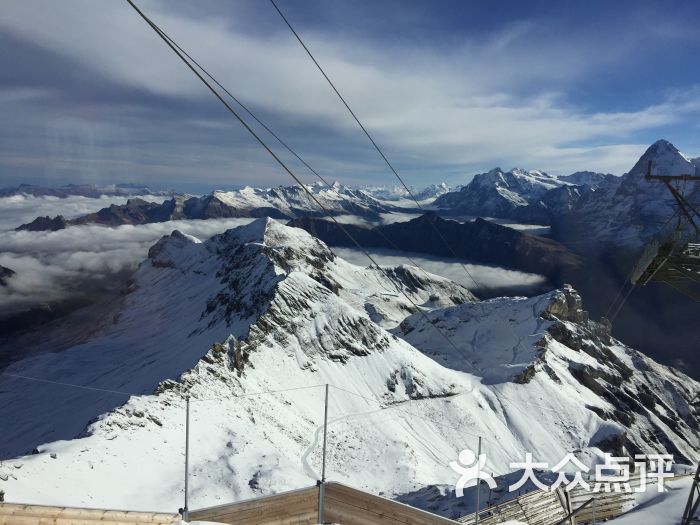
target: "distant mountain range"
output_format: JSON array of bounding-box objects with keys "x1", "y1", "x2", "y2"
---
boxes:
[
  {"x1": 433, "y1": 167, "x2": 617, "y2": 224},
  {"x1": 552, "y1": 139, "x2": 700, "y2": 250},
  {"x1": 10, "y1": 141, "x2": 698, "y2": 251},
  {"x1": 7, "y1": 139, "x2": 700, "y2": 380},
  {"x1": 0, "y1": 182, "x2": 172, "y2": 199},
  {"x1": 15, "y1": 183, "x2": 393, "y2": 231},
  {"x1": 358, "y1": 182, "x2": 452, "y2": 202}
]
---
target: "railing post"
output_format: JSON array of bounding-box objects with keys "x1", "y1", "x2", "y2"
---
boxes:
[
  {"x1": 318, "y1": 384, "x2": 329, "y2": 525},
  {"x1": 182, "y1": 395, "x2": 190, "y2": 521},
  {"x1": 474, "y1": 436, "x2": 482, "y2": 525}
]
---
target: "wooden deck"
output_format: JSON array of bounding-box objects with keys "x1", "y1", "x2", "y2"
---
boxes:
[
  {"x1": 188, "y1": 485, "x2": 318, "y2": 524},
  {"x1": 0, "y1": 502, "x2": 178, "y2": 525},
  {"x1": 457, "y1": 488, "x2": 569, "y2": 525},
  {"x1": 189, "y1": 482, "x2": 459, "y2": 525}
]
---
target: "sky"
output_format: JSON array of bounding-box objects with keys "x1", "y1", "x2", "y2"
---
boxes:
[{"x1": 1, "y1": 0, "x2": 700, "y2": 193}]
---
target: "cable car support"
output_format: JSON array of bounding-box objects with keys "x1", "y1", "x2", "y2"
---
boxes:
[{"x1": 630, "y1": 160, "x2": 700, "y2": 301}]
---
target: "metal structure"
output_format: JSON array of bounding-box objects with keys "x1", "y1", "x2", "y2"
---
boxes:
[
  {"x1": 474, "y1": 436, "x2": 482, "y2": 525},
  {"x1": 178, "y1": 396, "x2": 190, "y2": 522},
  {"x1": 631, "y1": 162, "x2": 700, "y2": 523},
  {"x1": 630, "y1": 160, "x2": 700, "y2": 301},
  {"x1": 318, "y1": 384, "x2": 329, "y2": 525},
  {"x1": 682, "y1": 462, "x2": 700, "y2": 525}
]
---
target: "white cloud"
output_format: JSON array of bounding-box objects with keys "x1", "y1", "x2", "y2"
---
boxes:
[
  {"x1": 0, "y1": 194, "x2": 166, "y2": 231},
  {"x1": 1, "y1": 0, "x2": 699, "y2": 182},
  {"x1": 0, "y1": 217, "x2": 256, "y2": 316},
  {"x1": 332, "y1": 247, "x2": 547, "y2": 293}
]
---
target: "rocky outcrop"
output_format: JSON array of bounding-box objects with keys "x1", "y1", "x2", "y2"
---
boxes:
[
  {"x1": 0, "y1": 265, "x2": 15, "y2": 287},
  {"x1": 16, "y1": 215, "x2": 68, "y2": 231}
]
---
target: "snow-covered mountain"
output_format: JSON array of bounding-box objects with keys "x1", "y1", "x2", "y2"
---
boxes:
[
  {"x1": 553, "y1": 140, "x2": 700, "y2": 250},
  {"x1": 214, "y1": 182, "x2": 389, "y2": 219},
  {"x1": 559, "y1": 171, "x2": 616, "y2": 187},
  {"x1": 357, "y1": 182, "x2": 451, "y2": 204},
  {"x1": 15, "y1": 183, "x2": 391, "y2": 231},
  {"x1": 433, "y1": 168, "x2": 614, "y2": 222},
  {"x1": 0, "y1": 219, "x2": 697, "y2": 513}
]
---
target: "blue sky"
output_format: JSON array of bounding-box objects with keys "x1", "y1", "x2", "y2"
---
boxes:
[{"x1": 1, "y1": 0, "x2": 699, "y2": 193}]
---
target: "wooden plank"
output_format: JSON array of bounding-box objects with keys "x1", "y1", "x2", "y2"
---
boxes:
[
  {"x1": 324, "y1": 483, "x2": 457, "y2": 525},
  {"x1": 188, "y1": 486, "x2": 318, "y2": 525},
  {"x1": 458, "y1": 488, "x2": 567, "y2": 525},
  {"x1": 325, "y1": 497, "x2": 452, "y2": 525},
  {"x1": 0, "y1": 503, "x2": 178, "y2": 525},
  {"x1": 0, "y1": 517, "x2": 178, "y2": 524}
]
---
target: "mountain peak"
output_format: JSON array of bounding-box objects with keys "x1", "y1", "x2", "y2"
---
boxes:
[
  {"x1": 147, "y1": 229, "x2": 201, "y2": 268},
  {"x1": 649, "y1": 138, "x2": 676, "y2": 150},
  {"x1": 633, "y1": 139, "x2": 695, "y2": 177}
]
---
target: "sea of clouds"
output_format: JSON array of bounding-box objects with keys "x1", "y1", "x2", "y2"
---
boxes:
[
  {"x1": 333, "y1": 247, "x2": 547, "y2": 295},
  {"x1": 0, "y1": 196, "x2": 548, "y2": 317},
  {"x1": 0, "y1": 195, "x2": 256, "y2": 316}
]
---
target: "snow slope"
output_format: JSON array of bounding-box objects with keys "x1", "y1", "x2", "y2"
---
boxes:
[
  {"x1": 609, "y1": 475, "x2": 699, "y2": 524},
  {"x1": 0, "y1": 219, "x2": 697, "y2": 514},
  {"x1": 399, "y1": 286, "x2": 700, "y2": 462}
]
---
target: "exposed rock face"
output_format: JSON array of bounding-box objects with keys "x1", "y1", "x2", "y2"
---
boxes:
[
  {"x1": 289, "y1": 212, "x2": 581, "y2": 284},
  {"x1": 16, "y1": 215, "x2": 67, "y2": 231},
  {"x1": 542, "y1": 283, "x2": 588, "y2": 323},
  {"x1": 0, "y1": 265, "x2": 15, "y2": 287},
  {"x1": 511, "y1": 185, "x2": 591, "y2": 224}
]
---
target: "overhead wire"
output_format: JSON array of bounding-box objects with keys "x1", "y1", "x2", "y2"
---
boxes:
[
  {"x1": 123, "y1": 0, "x2": 473, "y2": 359},
  {"x1": 5, "y1": 2, "x2": 599, "y2": 455},
  {"x1": 0, "y1": 372, "x2": 136, "y2": 397},
  {"x1": 268, "y1": 0, "x2": 485, "y2": 293},
  {"x1": 267, "y1": 0, "x2": 559, "y2": 391},
  {"x1": 0, "y1": 371, "x2": 326, "y2": 401},
  {"x1": 154, "y1": 24, "x2": 457, "y2": 288}
]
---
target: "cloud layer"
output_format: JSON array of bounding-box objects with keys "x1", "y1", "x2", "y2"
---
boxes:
[
  {"x1": 332, "y1": 247, "x2": 546, "y2": 295},
  {"x1": 1, "y1": 0, "x2": 699, "y2": 190},
  {"x1": 0, "y1": 207, "x2": 255, "y2": 316},
  {"x1": 0, "y1": 193, "x2": 548, "y2": 318},
  {"x1": 0, "y1": 194, "x2": 166, "y2": 231}
]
